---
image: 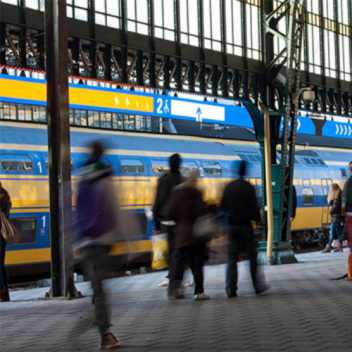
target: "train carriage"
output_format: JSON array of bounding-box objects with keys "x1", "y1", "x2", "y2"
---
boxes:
[{"x1": 0, "y1": 121, "x2": 351, "y2": 275}]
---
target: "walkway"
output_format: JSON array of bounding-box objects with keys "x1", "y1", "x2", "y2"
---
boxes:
[{"x1": 0, "y1": 251, "x2": 351, "y2": 351}]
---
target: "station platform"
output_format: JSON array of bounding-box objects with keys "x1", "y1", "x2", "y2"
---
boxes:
[{"x1": 1, "y1": 251, "x2": 351, "y2": 352}]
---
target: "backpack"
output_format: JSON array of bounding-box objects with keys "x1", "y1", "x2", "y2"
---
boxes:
[
  {"x1": 0, "y1": 211, "x2": 20, "y2": 245},
  {"x1": 76, "y1": 180, "x2": 105, "y2": 240}
]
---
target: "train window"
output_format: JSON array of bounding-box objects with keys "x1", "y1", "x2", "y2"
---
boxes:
[
  {"x1": 311, "y1": 159, "x2": 319, "y2": 165},
  {"x1": 202, "y1": 162, "x2": 222, "y2": 176},
  {"x1": 0, "y1": 154, "x2": 33, "y2": 172},
  {"x1": 317, "y1": 159, "x2": 326, "y2": 165},
  {"x1": 8, "y1": 217, "x2": 37, "y2": 246},
  {"x1": 151, "y1": 160, "x2": 170, "y2": 174},
  {"x1": 43, "y1": 155, "x2": 74, "y2": 172},
  {"x1": 303, "y1": 179, "x2": 311, "y2": 186},
  {"x1": 302, "y1": 187, "x2": 314, "y2": 205},
  {"x1": 120, "y1": 158, "x2": 145, "y2": 174},
  {"x1": 303, "y1": 158, "x2": 312, "y2": 165},
  {"x1": 341, "y1": 168, "x2": 347, "y2": 178},
  {"x1": 180, "y1": 161, "x2": 198, "y2": 176}
]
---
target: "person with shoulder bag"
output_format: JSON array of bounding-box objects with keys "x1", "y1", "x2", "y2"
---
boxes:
[
  {"x1": 322, "y1": 183, "x2": 343, "y2": 253},
  {"x1": 167, "y1": 170, "x2": 210, "y2": 301},
  {"x1": 0, "y1": 181, "x2": 12, "y2": 302}
]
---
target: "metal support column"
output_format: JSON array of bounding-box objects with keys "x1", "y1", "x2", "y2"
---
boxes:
[
  {"x1": 45, "y1": 0, "x2": 77, "y2": 298},
  {"x1": 256, "y1": 0, "x2": 306, "y2": 265}
]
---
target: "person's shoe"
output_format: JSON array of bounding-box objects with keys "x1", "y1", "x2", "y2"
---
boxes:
[
  {"x1": 158, "y1": 278, "x2": 169, "y2": 287},
  {"x1": 167, "y1": 291, "x2": 185, "y2": 300},
  {"x1": 226, "y1": 289, "x2": 237, "y2": 298},
  {"x1": 322, "y1": 244, "x2": 332, "y2": 253},
  {"x1": 345, "y1": 277, "x2": 352, "y2": 281},
  {"x1": 194, "y1": 293, "x2": 210, "y2": 300},
  {"x1": 333, "y1": 244, "x2": 343, "y2": 252},
  {"x1": 0, "y1": 289, "x2": 10, "y2": 302},
  {"x1": 255, "y1": 284, "x2": 271, "y2": 295},
  {"x1": 99, "y1": 333, "x2": 121, "y2": 349}
]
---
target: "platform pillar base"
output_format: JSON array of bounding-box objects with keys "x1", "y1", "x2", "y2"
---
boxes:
[{"x1": 257, "y1": 241, "x2": 298, "y2": 265}]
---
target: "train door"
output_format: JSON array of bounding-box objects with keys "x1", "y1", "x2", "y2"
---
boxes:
[{"x1": 321, "y1": 179, "x2": 332, "y2": 225}]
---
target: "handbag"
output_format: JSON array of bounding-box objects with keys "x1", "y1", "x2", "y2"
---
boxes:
[
  {"x1": 0, "y1": 211, "x2": 20, "y2": 245},
  {"x1": 193, "y1": 198, "x2": 218, "y2": 243}
]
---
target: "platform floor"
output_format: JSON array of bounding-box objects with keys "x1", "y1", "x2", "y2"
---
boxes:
[{"x1": 1, "y1": 251, "x2": 351, "y2": 352}]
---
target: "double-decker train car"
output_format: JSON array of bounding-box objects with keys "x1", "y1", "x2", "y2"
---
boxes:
[{"x1": 0, "y1": 121, "x2": 351, "y2": 276}]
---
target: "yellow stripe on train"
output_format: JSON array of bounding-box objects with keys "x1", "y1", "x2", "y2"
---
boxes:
[{"x1": 5, "y1": 240, "x2": 152, "y2": 266}]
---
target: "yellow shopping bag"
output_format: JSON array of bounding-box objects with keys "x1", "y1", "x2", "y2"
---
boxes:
[{"x1": 151, "y1": 234, "x2": 169, "y2": 270}]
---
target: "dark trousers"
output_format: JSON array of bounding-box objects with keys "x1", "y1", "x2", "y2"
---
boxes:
[
  {"x1": 165, "y1": 225, "x2": 175, "y2": 279},
  {"x1": 169, "y1": 244, "x2": 205, "y2": 295},
  {"x1": 83, "y1": 244, "x2": 111, "y2": 333},
  {"x1": 226, "y1": 225, "x2": 257, "y2": 295},
  {"x1": 0, "y1": 236, "x2": 8, "y2": 291}
]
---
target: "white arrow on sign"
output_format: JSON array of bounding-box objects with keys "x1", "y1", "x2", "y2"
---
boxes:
[
  {"x1": 340, "y1": 124, "x2": 343, "y2": 135},
  {"x1": 297, "y1": 119, "x2": 301, "y2": 131},
  {"x1": 115, "y1": 95, "x2": 120, "y2": 106},
  {"x1": 349, "y1": 125, "x2": 352, "y2": 136},
  {"x1": 126, "y1": 97, "x2": 130, "y2": 107},
  {"x1": 344, "y1": 125, "x2": 347, "y2": 135},
  {"x1": 336, "y1": 124, "x2": 339, "y2": 134}
]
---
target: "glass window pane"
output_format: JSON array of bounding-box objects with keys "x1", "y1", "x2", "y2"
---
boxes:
[
  {"x1": 128, "y1": 20, "x2": 136, "y2": 32},
  {"x1": 211, "y1": 0, "x2": 221, "y2": 41},
  {"x1": 154, "y1": 0, "x2": 163, "y2": 27},
  {"x1": 109, "y1": 0, "x2": 119, "y2": 16},
  {"x1": 180, "y1": 0, "x2": 188, "y2": 32},
  {"x1": 75, "y1": 0, "x2": 87, "y2": 8},
  {"x1": 151, "y1": 160, "x2": 170, "y2": 174},
  {"x1": 2, "y1": 0, "x2": 18, "y2": 5},
  {"x1": 202, "y1": 162, "x2": 222, "y2": 175},
  {"x1": 164, "y1": 0, "x2": 174, "y2": 29},
  {"x1": 0, "y1": 154, "x2": 33, "y2": 172},
  {"x1": 67, "y1": 5, "x2": 73, "y2": 18},
  {"x1": 180, "y1": 161, "x2": 198, "y2": 176},
  {"x1": 95, "y1": 13, "x2": 106, "y2": 25},
  {"x1": 9, "y1": 217, "x2": 37, "y2": 246},
  {"x1": 75, "y1": 8, "x2": 88, "y2": 21},
  {"x1": 203, "y1": 0, "x2": 211, "y2": 38},
  {"x1": 137, "y1": 23, "x2": 149, "y2": 35},
  {"x1": 188, "y1": 0, "x2": 198, "y2": 36},
  {"x1": 26, "y1": 0, "x2": 38, "y2": 10},
  {"x1": 120, "y1": 158, "x2": 145, "y2": 174},
  {"x1": 164, "y1": 30, "x2": 174, "y2": 41},
  {"x1": 127, "y1": 0, "x2": 136, "y2": 20},
  {"x1": 137, "y1": 0, "x2": 148, "y2": 23},
  {"x1": 107, "y1": 16, "x2": 119, "y2": 28},
  {"x1": 95, "y1": 0, "x2": 105, "y2": 12}
]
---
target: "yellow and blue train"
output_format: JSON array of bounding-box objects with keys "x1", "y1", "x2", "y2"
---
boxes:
[{"x1": 1, "y1": 121, "x2": 351, "y2": 275}]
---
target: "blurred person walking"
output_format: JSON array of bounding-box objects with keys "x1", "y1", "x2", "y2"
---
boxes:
[
  {"x1": 221, "y1": 161, "x2": 269, "y2": 297},
  {"x1": 167, "y1": 170, "x2": 210, "y2": 300},
  {"x1": 153, "y1": 153, "x2": 183, "y2": 287},
  {"x1": 0, "y1": 181, "x2": 11, "y2": 302},
  {"x1": 76, "y1": 142, "x2": 121, "y2": 349},
  {"x1": 342, "y1": 161, "x2": 352, "y2": 281},
  {"x1": 322, "y1": 183, "x2": 343, "y2": 253}
]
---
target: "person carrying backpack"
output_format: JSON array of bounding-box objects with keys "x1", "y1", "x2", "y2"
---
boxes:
[{"x1": 76, "y1": 142, "x2": 121, "y2": 349}]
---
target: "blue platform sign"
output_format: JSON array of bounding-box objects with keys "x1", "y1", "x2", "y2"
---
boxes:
[
  {"x1": 279, "y1": 115, "x2": 316, "y2": 135},
  {"x1": 322, "y1": 120, "x2": 352, "y2": 139},
  {"x1": 154, "y1": 95, "x2": 254, "y2": 128}
]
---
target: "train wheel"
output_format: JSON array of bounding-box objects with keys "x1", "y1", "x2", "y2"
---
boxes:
[
  {"x1": 294, "y1": 240, "x2": 302, "y2": 250},
  {"x1": 318, "y1": 239, "x2": 326, "y2": 248}
]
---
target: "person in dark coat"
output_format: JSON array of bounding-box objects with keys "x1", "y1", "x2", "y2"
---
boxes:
[
  {"x1": 322, "y1": 183, "x2": 343, "y2": 253},
  {"x1": 0, "y1": 181, "x2": 12, "y2": 302},
  {"x1": 167, "y1": 170, "x2": 210, "y2": 300},
  {"x1": 153, "y1": 153, "x2": 183, "y2": 287},
  {"x1": 220, "y1": 161, "x2": 269, "y2": 297}
]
